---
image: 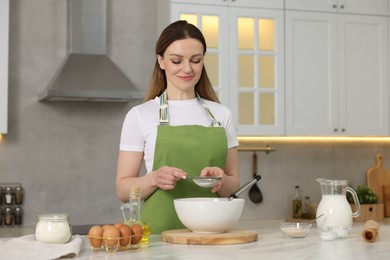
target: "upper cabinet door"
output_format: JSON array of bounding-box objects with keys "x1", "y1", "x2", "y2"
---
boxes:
[
  {"x1": 229, "y1": 8, "x2": 285, "y2": 135},
  {"x1": 285, "y1": 0, "x2": 388, "y2": 16},
  {"x1": 285, "y1": 0, "x2": 339, "y2": 13},
  {"x1": 0, "y1": 0, "x2": 9, "y2": 134},
  {"x1": 337, "y1": 14, "x2": 388, "y2": 135},
  {"x1": 170, "y1": 0, "x2": 229, "y2": 6},
  {"x1": 170, "y1": 0, "x2": 283, "y2": 9},
  {"x1": 229, "y1": 0, "x2": 283, "y2": 9},
  {"x1": 285, "y1": 11, "x2": 338, "y2": 135},
  {"x1": 339, "y1": 0, "x2": 388, "y2": 15}
]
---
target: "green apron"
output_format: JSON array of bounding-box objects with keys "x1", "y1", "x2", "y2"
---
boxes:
[{"x1": 141, "y1": 91, "x2": 228, "y2": 234}]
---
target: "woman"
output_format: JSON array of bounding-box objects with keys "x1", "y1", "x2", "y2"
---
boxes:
[{"x1": 116, "y1": 20, "x2": 240, "y2": 234}]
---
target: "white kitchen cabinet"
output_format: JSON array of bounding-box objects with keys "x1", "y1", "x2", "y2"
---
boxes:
[
  {"x1": 285, "y1": 10, "x2": 388, "y2": 136},
  {"x1": 229, "y1": 8, "x2": 285, "y2": 135},
  {"x1": 389, "y1": 0, "x2": 390, "y2": 15},
  {"x1": 158, "y1": 1, "x2": 285, "y2": 135},
  {"x1": 285, "y1": 0, "x2": 388, "y2": 16},
  {"x1": 0, "y1": 0, "x2": 9, "y2": 134},
  {"x1": 169, "y1": 0, "x2": 283, "y2": 9}
]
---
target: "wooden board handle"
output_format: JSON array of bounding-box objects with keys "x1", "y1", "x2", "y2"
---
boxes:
[{"x1": 376, "y1": 153, "x2": 383, "y2": 167}]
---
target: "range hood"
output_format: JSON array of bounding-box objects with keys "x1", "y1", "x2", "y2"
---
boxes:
[{"x1": 38, "y1": 0, "x2": 144, "y2": 102}]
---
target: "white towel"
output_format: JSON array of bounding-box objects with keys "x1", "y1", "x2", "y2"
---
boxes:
[{"x1": 0, "y1": 234, "x2": 83, "y2": 260}]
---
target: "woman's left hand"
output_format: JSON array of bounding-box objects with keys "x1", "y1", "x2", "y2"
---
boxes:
[{"x1": 200, "y1": 167, "x2": 224, "y2": 193}]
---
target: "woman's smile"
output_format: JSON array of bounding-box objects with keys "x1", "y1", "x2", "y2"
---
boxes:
[{"x1": 178, "y1": 75, "x2": 194, "y2": 81}]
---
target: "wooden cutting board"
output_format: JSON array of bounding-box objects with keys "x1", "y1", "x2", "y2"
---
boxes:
[
  {"x1": 161, "y1": 229, "x2": 258, "y2": 245},
  {"x1": 367, "y1": 153, "x2": 390, "y2": 202}
]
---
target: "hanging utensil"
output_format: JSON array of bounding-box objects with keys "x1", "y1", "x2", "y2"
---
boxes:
[
  {"x1": 229, "y1": 175, "x2": 261, "y2": 201},
  {"x1": 249, "y1": 152, "x2": 263, "y2": 203}
]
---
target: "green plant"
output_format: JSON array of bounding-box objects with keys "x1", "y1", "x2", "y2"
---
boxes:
[{"x1": 347, "y1": 185, "x2": 378, "y2": 204}]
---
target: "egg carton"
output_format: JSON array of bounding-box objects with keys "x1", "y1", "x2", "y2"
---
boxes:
[{"x1": 87, "y1": 234, "x2": 143, "y2": 253}]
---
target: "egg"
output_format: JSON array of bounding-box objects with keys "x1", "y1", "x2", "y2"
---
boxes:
[
  {"x1": 130, "y1": 224, "x2": 143, "y2": 245},
  {"x1": 117, "y1": 224, "x2": 133, "y2": 247},
  {"x1": 114, "y1": 223, "x2": 122, "y2": 229},
  {"x1": 103, "y1": 225, "x2": 120, "y2": 247},
  {"x1": 102, "y1": 224, "x2": 112, "y2": 230},
  {"x1": 88, "y1": 225, "x2": 103, "y2": 248}
]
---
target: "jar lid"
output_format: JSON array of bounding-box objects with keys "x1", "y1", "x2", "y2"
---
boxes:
[
  {"x1": 37, "y1": 213, "x2": 69, "y2": 221},
  {"x1": 15, "y1": 186, "x2": 23, "y2": 191},
  {"x1": 14, "y1": 206, "x2": 23, "y2": 213},
  {"x1": 4, "y1": 207, "x2": 13, "y2": 213}
]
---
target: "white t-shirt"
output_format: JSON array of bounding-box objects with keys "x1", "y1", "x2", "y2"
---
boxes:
[{"x1": 119, "y1": 96, "x2": 239, "y2": 173}]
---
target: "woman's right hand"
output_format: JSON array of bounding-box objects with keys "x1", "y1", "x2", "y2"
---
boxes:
[{"x1": 152, "y1": 166, "x2": 187, "y2": 190}]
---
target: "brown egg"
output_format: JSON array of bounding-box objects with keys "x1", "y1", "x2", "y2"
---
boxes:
[
  {"x1": 88, "y1": 225, "x2": 103, "y2": 248},
  {"x1": 113, "y1": 223, "x2": 122, "y2": 229},
  {"x1": 102, "y1": 224, "x2": 112, "y2": 230},
  {"x1": 117, "y1": 224, "x2": 133, "y2": 246},
  {"x1": 103, "y1": 225, "x2": 120, "y2": 247},
  {"x1": 130, "y1": 224, "x2": 143, "y2": 245}
]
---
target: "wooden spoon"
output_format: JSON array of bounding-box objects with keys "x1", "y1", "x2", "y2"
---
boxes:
[{"x1": 249, "y1": 152, "x2": 263, "y2": 203}]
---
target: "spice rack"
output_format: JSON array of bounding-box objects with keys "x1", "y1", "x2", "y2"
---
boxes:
[{"x1": 0, "y1": 182, "x2": 24, "y2": 226}]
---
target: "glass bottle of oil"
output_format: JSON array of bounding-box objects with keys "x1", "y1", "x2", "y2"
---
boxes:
[
  {"x1": 121, "y1": 187, "x2": 151, "y2": 246},
  {"x1": 292, "y1": 185, "x2": 302, "y2": 218}
]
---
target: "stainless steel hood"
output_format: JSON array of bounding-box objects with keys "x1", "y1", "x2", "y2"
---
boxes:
[{"x1": 38, "y1": 0, "x2": 144, "y2": 102}]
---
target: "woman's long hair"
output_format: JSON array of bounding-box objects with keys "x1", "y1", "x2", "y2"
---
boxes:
[{"x1": 144, "y1": 20, "x2": 219, "y2": 103}]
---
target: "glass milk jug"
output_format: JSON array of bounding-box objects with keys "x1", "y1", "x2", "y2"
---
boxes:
[{"x1": 316, "y1": 178, "x2": 360, "y2": 240}]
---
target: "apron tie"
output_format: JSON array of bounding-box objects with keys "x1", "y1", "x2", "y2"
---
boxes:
[{"x1": 159, "y1": 90, "x2": 221, "y2": 127}]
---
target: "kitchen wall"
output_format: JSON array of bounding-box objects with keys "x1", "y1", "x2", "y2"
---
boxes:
[{"x1": 1, "y1": 0, "x2": 390, "y2": 227}]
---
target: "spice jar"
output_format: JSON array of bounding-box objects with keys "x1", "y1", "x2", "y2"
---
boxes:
[
  {"x1": 0, "y1": 187, "x2": 3, "y2": 205},
  {"x1": 35, "y1": 213, "x2": 72, "y2": 243},
  {"x1": 4, "y1": 206, "x2": 13, "y2": 225},
  {"x1": 14, "y1": 186, "x2": 24, "y2": 205},
  {"x1": 14, "y1": 206, "x2": 23, "y2": 225},
  {"x1": 302, "y1": 196, "x2": 313, "y2": 219},
  {"x1": 4, "y1": 186, "x2": 14, "y2": 205}
]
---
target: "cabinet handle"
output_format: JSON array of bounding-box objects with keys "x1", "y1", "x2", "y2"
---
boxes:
[
  {"x1": 333, "y1": 128, "x2": 338, "y2": 132},
  {"x1": 340, "y1": 5, "x2": 344, "y2": 9},
  {"x1": 332, "y1": 4, "x2": 337, "y2": 8},
  {"x1": 341, "y1": 128, "x2": 345, "y2": 132}
]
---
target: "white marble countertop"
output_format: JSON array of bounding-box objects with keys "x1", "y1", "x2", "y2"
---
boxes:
[{"x1": 2, "y1": 220, "x2": 390, "y2": 259}]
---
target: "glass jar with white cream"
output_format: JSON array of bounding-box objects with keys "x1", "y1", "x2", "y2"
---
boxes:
[{"x1": 35, "y1": 213, "x2": 72, "y2": 243}]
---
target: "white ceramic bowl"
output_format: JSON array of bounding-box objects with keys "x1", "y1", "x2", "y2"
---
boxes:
[{"x1": 174, "y1": 198, "x2": 245, "y2": 234}]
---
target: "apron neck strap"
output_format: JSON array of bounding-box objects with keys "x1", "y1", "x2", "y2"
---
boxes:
[{"x1": 159, "y1": 90, "x2": 221, "y2": 127}]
